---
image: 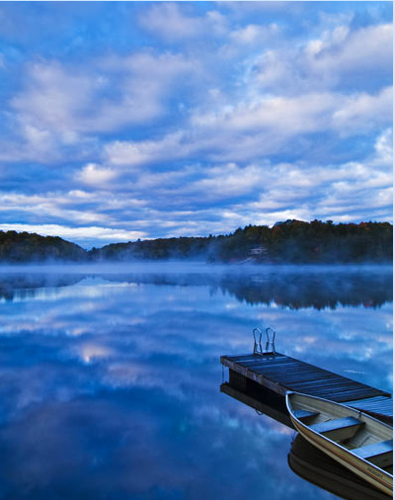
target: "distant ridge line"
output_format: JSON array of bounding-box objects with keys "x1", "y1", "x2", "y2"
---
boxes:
[{"x1": 0, "y1": 219, "x2": 392, "y2": 264}]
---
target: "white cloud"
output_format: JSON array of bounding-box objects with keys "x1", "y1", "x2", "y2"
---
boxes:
[
  {"x1": 0, "y1": 192, "x2": 112, "y2": 225},
  {"x1": 332, "y1": 87, "x2": 393, "y2": 135},
  {"x1": 309, "y1": 23, "x2": 393, "y2": 79},
  {"x1": 76, "y1": 163, "x2": 118, "y2": 186},
  {"x1": 373, "y1": 128, "x2": 393, "y2": 166},
  {"x1": 8, "y1": 51, "x2": 196, "y2": 161},
  {"x1": 5, "y1": 132, "x2": 390, "y2": 243},
  {"x1": 221, "y1": 94, "x2": 335, "y2": 133},
  {"x1": 239, "y1": 132, "x2": 393, "y2": 225},
  {"x1": 229, "y1": 23, "x2": 280, "y2": 45},
  {"x1": 219, "y1": 1, "x2": 302, "y2": 15},
  {"x1": 12, "y1": 61, "x2": 93, "y2": 136},
  {"x1": 140, "y1": 3, "x2": 228, "y2": 42},
  {"x1": 23, "y1": 124, "x2": 55, "y2": 152},
  {"x1": 187, "y1": 163, "x2": 264, "y2": 200},
  {"x1": 249, "y1": 22, "x2": 392, "y2": 94},
  {"x1": 99, "y1": 123, "x2": 393, "y2": 236},
  {"x1": 105, "y1": 132, "x2": 187, "y2": 167},
  {"x1": 0, "y1": 223, "x2": 146, "y2": 246},
  {"x1": 101, "y1": 81, "x2": 392, "y2": 171}
]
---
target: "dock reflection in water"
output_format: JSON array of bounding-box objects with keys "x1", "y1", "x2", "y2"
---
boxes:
[{"x1": 220, "y1": 373, "x2": 392, "y2": 500}]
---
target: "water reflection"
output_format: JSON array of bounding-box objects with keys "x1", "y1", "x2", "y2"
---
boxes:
[
  {"x1": 288, "y1": 435, "x2": 391, "y2": 500},
  {"x1": 220, "y1": 376, "x2": 391, "y2": 500},
  {"x1": 0, "y1": 263, "x2": 392, "y2": 310},
  {"x1": 0, "y1": 265, "x2": 391, "y2": 499}
]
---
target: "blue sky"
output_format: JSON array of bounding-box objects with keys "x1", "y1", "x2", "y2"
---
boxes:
[{"x1": 0, "y1": 1, "x2": 392, "y2": 248}]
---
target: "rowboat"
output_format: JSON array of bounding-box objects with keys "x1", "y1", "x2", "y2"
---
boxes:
[{"x1": 286, "y1": 392, "x2": 393, "y2": 497}]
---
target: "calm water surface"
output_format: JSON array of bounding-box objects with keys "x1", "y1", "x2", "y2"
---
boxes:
[{"x1": 0, "y1": 263, "x2": 392, "y2": 500}]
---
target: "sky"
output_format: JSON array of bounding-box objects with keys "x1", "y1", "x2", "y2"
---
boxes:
[{"x1": 0, "y1": 1, "x2": 392, "y2": 248}]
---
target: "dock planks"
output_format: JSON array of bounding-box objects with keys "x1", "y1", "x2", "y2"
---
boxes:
[{"x1": 220, "y1": 352, "x2": 392, "y2": 421}]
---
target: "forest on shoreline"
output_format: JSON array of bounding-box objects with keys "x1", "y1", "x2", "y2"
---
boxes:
[{"x1": 0, "y1": 220, "x2": 392, "y2": 264}]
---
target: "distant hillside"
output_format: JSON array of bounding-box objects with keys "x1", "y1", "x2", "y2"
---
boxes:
[
  {"x1": 0, "y1": 231, "x2": 86, "y2": 263},
  {"x1": 0, "y1": 220, "x2": 392, "y2": 264},
  {"x1": 89, "y1": 236, "x2": 216, "y2": 262},
  {"x1": 89, "y1": 220, "x2": 393, "y2": 264}
]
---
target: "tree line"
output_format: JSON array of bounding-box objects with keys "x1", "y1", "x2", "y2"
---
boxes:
[
  {"x1": 0, "y1": 231, "x2": 86, "y2": 262},
  {"x1": 0, "y1": 220, "x2": 392, "y2": 264}
]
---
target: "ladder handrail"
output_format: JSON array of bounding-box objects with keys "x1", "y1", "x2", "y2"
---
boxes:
[
  {"x1": 252, "y1": 327, "x2": 263, "y2": 355},
  {"x1": 253, "y1": 326, "x2": 276, "y2": 355}
]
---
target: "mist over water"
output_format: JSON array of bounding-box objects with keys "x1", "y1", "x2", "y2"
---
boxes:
[
  {"x1": 0, "y1": 263, "x2": 392, "y2": 499},
  {"x1": 0, "y1": 262, "x2": 392, "y2": 309}
]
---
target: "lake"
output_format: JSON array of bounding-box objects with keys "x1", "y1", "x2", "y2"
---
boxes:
[{"x1": 0, "y1": 263, "x2": 392, "y2": 500}]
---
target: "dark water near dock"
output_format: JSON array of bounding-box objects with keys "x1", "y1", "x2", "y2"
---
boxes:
[{"x1": 0, "y1": 264, "x2": 392, "y2": 500}]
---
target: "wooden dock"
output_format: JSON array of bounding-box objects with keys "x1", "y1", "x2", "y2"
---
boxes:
[{"x1": 220, "y1": 352, "x2": 392, "y2": 422}]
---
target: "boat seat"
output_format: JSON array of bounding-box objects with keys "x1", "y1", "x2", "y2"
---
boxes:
[
  {"x1": 310, "y1": 417, "x2": 365, "y2": 441},
  {"x1": 353, "y1": 440, "x2": 393, "y2": 468},
  {"x1": 294, "y1": 409, "x2": 320, "y2": 422}
]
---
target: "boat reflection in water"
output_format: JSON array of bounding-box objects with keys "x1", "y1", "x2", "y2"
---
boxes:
[
  {"x1": 289, "y1": 434, "x2": 391, "y2": 500},
  {"x1": 220, "y1": 373, "x2": 391, "y2": 500}
]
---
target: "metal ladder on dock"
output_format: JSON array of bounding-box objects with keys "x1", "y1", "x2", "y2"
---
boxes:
[{"x1": 253, "y1": 327, "x2": 276, "y2": 355}]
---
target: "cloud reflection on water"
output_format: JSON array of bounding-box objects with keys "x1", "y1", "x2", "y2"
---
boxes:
[
  {"x1": 0, "y1": 263, "x2": 392, "y2": 309},
  {"x1": 0, "y1": 264, "x2": 392, "y2": 499}
]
